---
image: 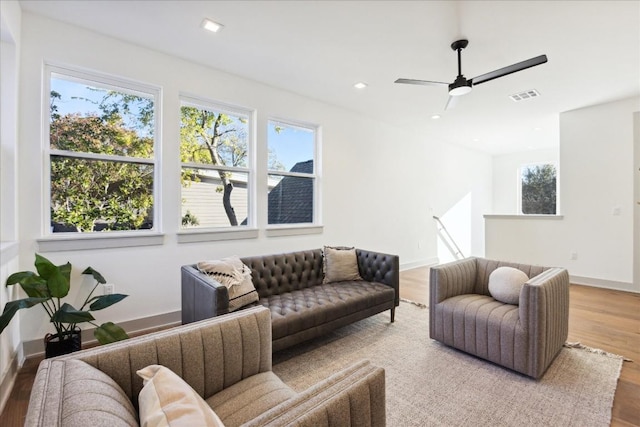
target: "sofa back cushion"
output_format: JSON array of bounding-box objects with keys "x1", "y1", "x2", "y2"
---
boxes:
[
  {"x1": 243, "y1": 249, "x2": 324, "y2": 298},
  {"x1": 474, "y1": 258, "x2": 547, "y2": 296}
]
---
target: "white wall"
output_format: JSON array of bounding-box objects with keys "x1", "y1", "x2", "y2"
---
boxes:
[
  {"x1": 486, "y1": 97, "x2": 640, "y2": 292},
  {"x1": 12, "y1": 13, "x2": 492, "y2": 349},
  {"x1": 0, "y1": 0, "x2": 22, "y2": 413},
  {"x1": 492, "y1": 148, "x2": 559, "y2": 214}
]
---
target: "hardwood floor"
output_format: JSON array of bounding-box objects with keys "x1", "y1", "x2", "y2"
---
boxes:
[{"x1": 1, "y1": 266, "x2": 638, "y2": 426}]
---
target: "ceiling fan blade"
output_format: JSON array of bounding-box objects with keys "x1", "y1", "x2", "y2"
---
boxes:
[
  {"x1": 445, "y1": 95, "x2": 459, "y2": 110},
  {"x1": 394, "y1": 78, "x2": 448, "y2": 86},
  {"x1": 471, "y1": 55, "x2": 548, "y2": 86}
]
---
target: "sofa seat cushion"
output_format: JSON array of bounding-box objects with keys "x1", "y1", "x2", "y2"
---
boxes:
[
  {"x1": 206, "y1": 372, "x2": 295, "y2": 427},
  {"x1": 432, "y1": 294, "x2": 525, "y2": 369},
  {"x1": 259, "y1": 281, "x2": 395, "y2": 340}
]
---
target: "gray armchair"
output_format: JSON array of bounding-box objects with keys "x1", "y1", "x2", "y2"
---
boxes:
[
  {"x1": 429, "y1": 257, "x2": 569, "y2": 379},
  {"x1": 26, "y1": 306, "x2": 386, "y2": 426}
]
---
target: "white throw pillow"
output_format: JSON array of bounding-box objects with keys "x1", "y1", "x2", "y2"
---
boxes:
[
  {"x1": 137, "y1": 365, "x2": 225, "y2": 427},
  {"x1": 488, "y1": 266, "x2": 529, "y2": 305}
]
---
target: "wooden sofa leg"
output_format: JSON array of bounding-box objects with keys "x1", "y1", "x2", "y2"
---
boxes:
[{"x1": 390, "y1": 307, "x2": 395, "y2": 323}]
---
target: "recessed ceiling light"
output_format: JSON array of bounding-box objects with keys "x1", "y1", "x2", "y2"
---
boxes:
[
  {"x1": 472, "y1": 138, "x2": 480, "y2": 142},
  {"x1": 201, "y1": 18, "x2": 224, "y2": 33},
  {"x1": 533, "y1": 127, "x2": 542, "y2": 131},
  {"x1": 431, "y1": 114, "x2": 441, "y2": 120},
  {"x1": 354, "y1": 82, "x2": 368, "y2": 89}
]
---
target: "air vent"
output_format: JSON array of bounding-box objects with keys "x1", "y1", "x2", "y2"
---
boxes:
[{"x1": 509, "y1": 89, "x2": 540, "y2": 102}]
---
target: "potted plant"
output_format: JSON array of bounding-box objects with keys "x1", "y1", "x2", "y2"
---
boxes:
[{"x1": 0, "y1": 254, "x2": 129, "y2": 357}]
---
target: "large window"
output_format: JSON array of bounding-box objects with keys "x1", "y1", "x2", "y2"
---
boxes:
[
  {"x1": 267, "y1": 120, "x2": 318, "y2": 225},
  {"x1": 519, "y1": 163, "x2": 557, "y2": 214},
  {"x1": 180, "y1": 98, "x2": 252, "y2": 229},
  {"x1": 47, "y1": 69, "x2": 158, "y2": 234}
]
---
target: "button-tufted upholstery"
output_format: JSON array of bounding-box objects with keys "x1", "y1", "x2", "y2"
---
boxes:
[
  {"x1": 182, "y1": 248, "x2": 399, "y2": 352},
  {"x1": 429, "y1": 257, "x2": 569, "y2": 379}
]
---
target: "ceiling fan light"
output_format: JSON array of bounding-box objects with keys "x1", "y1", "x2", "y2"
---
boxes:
[{"x1": 449, "y1": 85, "x2": 472, "y2": 96}]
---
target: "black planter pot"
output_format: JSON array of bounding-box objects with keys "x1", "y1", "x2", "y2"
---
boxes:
[{"x1": 44, "y1": 328, "x2": 82, "y2": 358}]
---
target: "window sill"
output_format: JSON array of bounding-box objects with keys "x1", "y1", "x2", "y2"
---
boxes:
[
  {"x1": 265, "y1": 225, "x2": 324, "y2": 237},
  {"x1": 0, "y1": 241, "x2": 19, "y2": 265},
  {"x1": 483, "y1": 214, "x2": 564, "y2": 220},
  {"x1": 37, "y1": 232, "x2": 165, "y2": 252},
  {"x1": 177, "y1": 228, "x2": 259, "y2": 243}
]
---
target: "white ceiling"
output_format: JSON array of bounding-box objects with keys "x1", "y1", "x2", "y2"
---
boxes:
[{"x1": 18, "y1": 0, "x2": 640, "y2": 155}]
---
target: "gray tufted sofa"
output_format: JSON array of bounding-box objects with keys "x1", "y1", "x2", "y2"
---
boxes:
[
  {"x1": 182, "y1": 248, "x2": 399, "y2": 352},
  {"x1": 429, "y1": 257, "x2": 570, "y2": 379}
]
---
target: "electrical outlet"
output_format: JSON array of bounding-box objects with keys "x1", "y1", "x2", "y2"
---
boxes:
[
  {"x1": 570, "y1": 252, "x2": 578, "y2": 260},
  {"x1": 103, "y1": 283, "x2": 115, "y2": 295},
  {"x1": 612, "y1": 206, "x2": 621, "y2": 216}
]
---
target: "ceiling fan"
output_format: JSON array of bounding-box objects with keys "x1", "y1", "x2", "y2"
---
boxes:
[{"x1": 395, "y1": 39, "x2": 547, "y2": 110}]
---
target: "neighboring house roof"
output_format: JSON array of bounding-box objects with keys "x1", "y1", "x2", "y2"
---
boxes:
[{"x1": 268, "y1": 160, "x2": 313, "y2": 224}]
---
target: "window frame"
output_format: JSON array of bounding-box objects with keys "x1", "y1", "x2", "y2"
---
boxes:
[
  {"x1": 266, "y1": 117, "x2": 322, "y2": 233},
  {"x1": 517, "y1": 161, "x2": 560, "y2": 215},
  {"x1": 40, "y1": 64, "x2": 163, "y2": 251},
  {"x1": 177, "y1": 94, "x2": 257, "y2": 236}
]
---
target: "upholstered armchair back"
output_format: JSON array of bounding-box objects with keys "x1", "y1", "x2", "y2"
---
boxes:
[
  {"x1": 38, "y1": 307, "x2": 272, "y2": 406},
  {"x1": 473, "y1": 258, "x2": 549, "y2": 295}
]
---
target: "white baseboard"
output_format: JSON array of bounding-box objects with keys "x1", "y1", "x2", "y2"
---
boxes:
[
  {"x1": 400, "y1": 257, "x2": 439, "y2": 271},
  {"x1": 570, "y1": 275, "x2": 638, "y2": 293},
  {"x1": 0, "y1": 351, "x2": 19, "y2": 416},
  {"x1": 22, "y1": 310, "x2": 182, "y2": 358}
]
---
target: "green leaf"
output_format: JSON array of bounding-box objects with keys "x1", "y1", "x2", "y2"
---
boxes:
[
  {"x1": 81, "y1": 267, "x2": 106, "y2": 284},
  {"x1": 89, "y1": 293, "x2": 128, "y2": 311},
  {"x1": 17, "y1": 276, "x2": 50, "y2": 298},
  {"x1": 6, "y1": 271, "x2": 36, "y2": 286},
  {"x1": 94, "y1": 322, "x2": 129, "y2": 345},
  {"x1": 51, "y1": 303, "x2": 94, "y2": 324},
  {"x1": 34, "y1": 254, "x2": 71, "y2": 298},
  {"x1": 34, "y1": 254, "x2": 57, "y2": 279},
  {"x1": 0, "y1": 298, "x2": 49, "y2": 334}
]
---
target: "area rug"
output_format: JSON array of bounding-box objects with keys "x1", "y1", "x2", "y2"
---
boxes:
[{"x1": 272, "y1": 301, "x2": 623, "y2": 427}]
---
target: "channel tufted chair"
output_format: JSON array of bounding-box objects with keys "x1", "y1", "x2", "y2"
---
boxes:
[
  {"x1": 26, "y1": 306, "x2": 386, "y2": 426},
  {"x1": 429, "y1": 257, "x2": 570, "y2": 379}
]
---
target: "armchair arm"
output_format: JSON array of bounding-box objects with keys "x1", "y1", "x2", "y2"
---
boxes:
[
  {"x1": 357, "y1": 249, "x2": 400, "y2": 306},
  {"x1": 429, "y1": 257, "x2": 478, "y2": 305},
  {"x1": 181, "y1": 264, "x2": 230, "y2": 324},
  {"x1": 519, "y1": 267, "x2": 570, "y2": 379},
  {"x1": 246, "y1": 360, "x2": 385, "y2": 427}
]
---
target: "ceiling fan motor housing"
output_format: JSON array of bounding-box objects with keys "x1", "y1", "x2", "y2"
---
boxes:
[{"x1": 449, "y1": 75, "x2": 472, "y2": 96}]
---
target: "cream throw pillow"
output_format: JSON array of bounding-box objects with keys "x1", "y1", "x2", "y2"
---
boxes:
[
  {"x1": 137, "y1": 365, "x2": 225, "y2": 427},
  {"x1": 197, "y1": 256, "x2": 259, "y2": 311},
  {"x1": 323, "y1": 246, "x2": 363, "y2": 283},
  {"x1": 488, "y1": 266, "x2": 529, "y2": 305}
]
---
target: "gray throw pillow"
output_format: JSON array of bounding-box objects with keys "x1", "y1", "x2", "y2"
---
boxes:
[{"x1": 322, "y1": 246, "x2": 363, "y2": 283}]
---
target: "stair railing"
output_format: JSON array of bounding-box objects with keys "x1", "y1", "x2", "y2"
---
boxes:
[{"x1": 433, "y1": 215, "x2": 465, "y2": 260}]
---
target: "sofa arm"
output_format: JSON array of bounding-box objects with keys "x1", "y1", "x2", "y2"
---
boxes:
[
  {"x1": 357, "y1": 249, "x2": 400, "y2": 306},
  {"x1": 181, "y1": 264, "x2": 230, "y2": 324},
  {"x1": 246, "y1": 360, "x2": 385, "y2": 427},
  {"x1": 519, "y1": 267, "x2": 570, "y2": 379},
  {"x1": 429, "y1": 257, "x2": 478, "y2": 305}
]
